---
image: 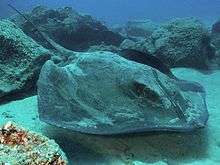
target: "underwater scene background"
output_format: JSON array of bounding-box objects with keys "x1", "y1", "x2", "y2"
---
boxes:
[
  {"x1": 0, "y1": 0, "x2": 220, "y2": 165},
  {"x1": 1, "y1": 0, "x2": 220, "y2": 25}
]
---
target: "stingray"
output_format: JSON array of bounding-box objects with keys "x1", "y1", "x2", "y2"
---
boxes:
[
  {"x1": 9, "y1": 4, "x2": 208, "y2": 134},
  {"x1": 119, "y1": 49, "x2": 173, "y2": 77},
  {"x1": 9, "y1": 4, "x2": 205, "y2": 99},
  {"x1": 119, "y1": 49, "x2": 205, "y2": 93},
  {"x1": 8, "y1": 4, "x2": 75, "y2": 56}
]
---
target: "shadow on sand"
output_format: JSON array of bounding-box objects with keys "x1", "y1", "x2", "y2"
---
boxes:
[{"x1": 43, "y1": 125, "x2": 209, "y2": 164}]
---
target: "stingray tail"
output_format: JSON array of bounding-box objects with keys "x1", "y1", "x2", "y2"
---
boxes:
[{"x1": 8, "y1": 4, "x2": 58, "y2": 51}]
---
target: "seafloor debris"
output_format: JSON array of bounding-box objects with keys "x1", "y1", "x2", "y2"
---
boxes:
[{"x1": 0, "y1": 121, "x2": 68, "y2": 165}]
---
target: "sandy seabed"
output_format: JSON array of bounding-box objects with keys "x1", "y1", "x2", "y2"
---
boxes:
[{"x1": 0, "y1": 68, "x2": 220, "y2": 165}]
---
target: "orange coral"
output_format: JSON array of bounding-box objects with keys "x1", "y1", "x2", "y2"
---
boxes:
[
  {"x1": 0, "y1": 121, "x2": 28, "y2": 145},
  {"x1": 0, "y1": 122, "x2": 68, "y2": 165}
]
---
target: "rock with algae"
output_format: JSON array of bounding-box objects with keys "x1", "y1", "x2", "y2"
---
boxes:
[
  {"x1": 150, "y1": 18, "x2": 215, "y2": 69},
  {"x1": 37, "y1": 51, "x2": 208, "y2": 135},
  {"x1": 0, "y1": 20, "x2": 51, "y2": 103},
  {"x1": 0, "y1": 121, "x2": 68, "y2": 164},
  {"x1": 121, "y1": 18, "x2": 216, "y2": 69}
]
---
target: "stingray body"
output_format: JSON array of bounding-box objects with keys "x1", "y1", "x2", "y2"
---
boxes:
[
  {"x1": 119, "y1": 49, "x2": 174, "y2": 77},
  {"x1": 119, "y1": 49, "x2": 205, "y2": 93}
]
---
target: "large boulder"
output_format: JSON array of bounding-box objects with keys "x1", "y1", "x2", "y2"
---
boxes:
[
  {"x1": 211, "y1": 20, "x2": 220, "y2": 68},
  {"x1": 10, "y1": 6, "x2": 124, "y2": 51},
  {"x1": 211, "y1": 19, "x2": 220, "y2": 49},
  {"x1": 124, "y1": 18, "x2": 216, "y2": 69},
  {"x1": 37, "y1": 51, "x2": 208, "y2": 135},
  {"x1": 0, "y1": 20, "x2": 51, "y2": 103},
  {"x1": 150, "y1": 18, "x2": 215, "y2": 69},
  {"x1": 120, "y1": 38, "x2": 156, "y2": 54}
]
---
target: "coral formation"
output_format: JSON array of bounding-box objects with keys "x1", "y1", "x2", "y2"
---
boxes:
[{"x1": 0, "y1": 121, "x2": 68, "y2": 164}]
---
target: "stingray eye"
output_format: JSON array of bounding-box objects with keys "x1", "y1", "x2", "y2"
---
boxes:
[{"x1": 132, "y1": 81, "x2": 160, "y2": 103}]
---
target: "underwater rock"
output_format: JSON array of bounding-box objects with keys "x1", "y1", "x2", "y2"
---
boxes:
[
  {"x1": 124, "y1": 19, "x2": 158, "y2": 38},
  {"x1": 211, "y1": 19, "x2": 220, "y2": 50},
  {"x1": 150, "y1": 18, "x2": 215, "y2": 69},
  {"x1": 0, "y1": 20, "x2": 51, "y2": 103},
  {"x1": 10, "y1": 6, "x2": 124, "y2": 51},
  {"x1": 0, "y1": 121, "x2": 68, "y2": 164},
  {"x1": 37, "y1": 51, "x2": 208, "y2": 135},
  {"x1": 88, "y1": 43, "x2": 119, "y2": 53},
  {"x1": 111, "y1": 19, "x2": 157, "y2": 40},
  {"x1": 212, "y1": 19, "x2": 220, "y2": 34},
  {"x1": 120, "y1": 38, "x2": 156, "y2": 54},
  {"x1": 120, "y1": 39, "x2": 136, "y2": 49}
]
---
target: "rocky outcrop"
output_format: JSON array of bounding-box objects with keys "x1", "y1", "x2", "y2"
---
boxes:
[
  {"x1": 0, "y1": 121, "x2": 68, "y2": 164},
  {"x1": 10, "y1": 6, "x2": 124, "y2": 51},
  {"x1": 211, "y1": 19, "x2": 220, "y2": 50},
  {"x1": 151, "y1": 18, "x2": 215, "y2": 69},
  {"x1": 37, "y1": 51, "x2": 208, "y2": 135},
  {"x1": 211, "y1": 20, "x2": 220, "y2": 68},
  {"x1": 124, "y1": 19, "x2": 158, "y2": 38},
  {"x1": 112, "y1": 19, "x2": 157, "y2": 40},
  {"x1": 121, "y1": 18, "x2": 215, "y2": 69},
  {"x1": 0, "y1": 20, "x2": 52, "y2": 103},
  {"x1": 88, "y1": 43, "x2": 119, "y2": 53},
  {"x1": 120, "y1": 38, "x2": 156, "y2": 54}
]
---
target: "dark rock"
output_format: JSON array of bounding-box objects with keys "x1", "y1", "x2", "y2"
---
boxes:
[
  {"x1": 211, "y1": 19, "x2": 220, "y2": 50},
  {"x1": 10, "y1": 6, "x2": 124, "y2": 51},
  {"x1": 37, "y1": 51, "x2": 208, "y2": 135},
  {"x1": 88, "y1": 43, "x2": 119, "y2": 53},
  {"x1": 125, "y1": 19, "x2": 158, "y2": 38},
  {"x1": 119, "y1": 18, "x2": 216, "y2": 70},
  {"x1": 212, "y1": 19, "x2": 220, "y2": 34},
  {"x1": 0, "y1": 20, "x2": 51, "y2": 103},
  {"x1": 150, "y1": 18, "x2": 215, "y2": 69},
  {"x1": 120, "y1": 38, "x2": 156, "y2": 54},
  {"x1": 120, "y1": 39, "x2": 136, "y2": 49}
]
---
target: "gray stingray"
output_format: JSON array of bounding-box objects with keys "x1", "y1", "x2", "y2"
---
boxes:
[
  {"x1": 10, "y1": 4, "x2": 208, "y2": 135},
  {"x1": 119, "y1": 49, "x2": 205, "y2": 93}
]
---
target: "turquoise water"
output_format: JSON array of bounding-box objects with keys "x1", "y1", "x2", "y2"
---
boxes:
[
  {"x1": 1, "y1": 0, "x2": 220, "y2": 24},
  {"x1": 0, "y1": 1, "x2": 220, "y2": 165}
]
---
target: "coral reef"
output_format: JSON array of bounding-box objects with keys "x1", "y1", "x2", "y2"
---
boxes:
[
  {"x1": 0, "y1": 121, "x2": 68, "y2": 164},
  {"x1": 10, "y1": 6, "x2": 124, "y2": 51},
  {"x1": 0, "y1": 20, "x2": 51, "y2": 103}
]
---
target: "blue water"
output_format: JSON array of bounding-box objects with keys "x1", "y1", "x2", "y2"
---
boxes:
[{"x1": 0, "y1": 0, "x2": 220, "y2": 25}]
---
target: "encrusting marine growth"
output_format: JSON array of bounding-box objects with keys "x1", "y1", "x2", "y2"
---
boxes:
[{"x1": 0, "y1": 121, "x2": 68, "y2": 165}]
